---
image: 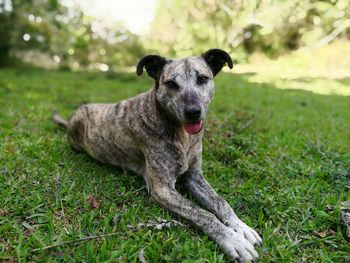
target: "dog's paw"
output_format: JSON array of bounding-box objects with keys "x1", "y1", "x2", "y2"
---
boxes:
[
  {"x1": 218, "y1": 228, "x2": 259, "y2": 263},
  {"x1": 225, "y1": 219, "x2": 262, "y2": 247}
]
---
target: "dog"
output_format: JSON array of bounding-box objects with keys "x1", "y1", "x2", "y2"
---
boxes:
[{"x1": 53, "y1": 49, "x2": 262, "y2": 262}]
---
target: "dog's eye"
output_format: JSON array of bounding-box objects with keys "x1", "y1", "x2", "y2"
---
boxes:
[
  {"x1": 164, "y1": 80, "x2": 179, "y2": 90},
  {"x1": 197, "y1": 75, "x2": 209, "y2": 85}
]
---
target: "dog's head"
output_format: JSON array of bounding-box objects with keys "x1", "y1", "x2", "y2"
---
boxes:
[{"x1": 136, "y1": 49, "x2": 233, "y2": 134}]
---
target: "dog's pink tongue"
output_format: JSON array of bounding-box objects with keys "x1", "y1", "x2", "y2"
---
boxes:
[{"x1": 184, "y1": 121, "x2": 202, "y2": 134}]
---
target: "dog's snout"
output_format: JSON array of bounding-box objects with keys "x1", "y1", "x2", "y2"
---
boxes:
[{"x1": 184, "y1": 107, "x2": 201, "y2": 122}]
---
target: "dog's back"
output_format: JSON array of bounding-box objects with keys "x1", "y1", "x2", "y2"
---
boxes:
[{"x1": 56, "y1": 91, "x2": 155, "y2": 175}]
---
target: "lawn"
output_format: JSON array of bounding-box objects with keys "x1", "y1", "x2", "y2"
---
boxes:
[{"x1": 1, "y1": 66, "x2": 350, "y2": 262}]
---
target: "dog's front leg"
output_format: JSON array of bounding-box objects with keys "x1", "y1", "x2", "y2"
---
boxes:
[
  {"x1": 183, "y1": 169, "x2": 262, "y2": 247},
  {"x1": 145, "y1": 167, "x2": 258, "y2": 262}
]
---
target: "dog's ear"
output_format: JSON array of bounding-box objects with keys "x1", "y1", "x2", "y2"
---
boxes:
[
  {"x1": 202, "y1": 49, "x2": 233, "y2": 76},
  {"x1": 136, "y1": 55, "x2": 167, "y2": 79}
]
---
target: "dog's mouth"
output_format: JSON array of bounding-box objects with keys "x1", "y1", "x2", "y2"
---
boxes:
[{"x1": 183, "y1": 120, "x2": 203, "y2": 134}]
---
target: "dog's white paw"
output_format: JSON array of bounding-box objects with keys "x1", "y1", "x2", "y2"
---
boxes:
[
  {"x1": 225, "y1": 219, "x2": 262, "y2": 247},
  {"x1": 218, "y1": 228, "x2": 259, "y2": 263}
]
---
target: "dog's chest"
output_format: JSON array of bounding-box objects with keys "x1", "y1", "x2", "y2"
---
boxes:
[
  {"x1": 173, "y1": 135, "x2": 200, "y2": 176},
  {"x1": 176, "y1": 153, "x2": 189, "y2": 175}
]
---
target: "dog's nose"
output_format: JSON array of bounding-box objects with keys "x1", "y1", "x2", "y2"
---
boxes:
[{"x1": 184, "y1": 107, "x2": 201, "y2": 122}]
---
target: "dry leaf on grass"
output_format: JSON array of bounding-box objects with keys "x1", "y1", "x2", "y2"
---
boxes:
[
  {"x1": 87, "y1": 195, "x2": 100, "y2": 209},
  {"x1": 0, "y1": 210, "x2": 7, "y2": 216},
  {"x1": 312, "y1": 230, "x2": 327, "y2": 238}
]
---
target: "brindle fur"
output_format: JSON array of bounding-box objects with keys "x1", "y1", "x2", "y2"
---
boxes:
[{"x1": 53, "y1": 49, "x2": 262, "y2": 262}]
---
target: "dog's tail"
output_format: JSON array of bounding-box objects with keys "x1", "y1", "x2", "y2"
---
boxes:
[{"x1": 52, "y1": 111, "x2": 68, "y2": 129}]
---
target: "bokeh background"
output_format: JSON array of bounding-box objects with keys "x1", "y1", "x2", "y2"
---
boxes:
[{"x1": 1, "y1": 0, "x2": 350, "y2": 78}]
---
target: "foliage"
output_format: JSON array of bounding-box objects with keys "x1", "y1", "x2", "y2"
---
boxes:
[
  {"x1": 0, "y1": 0, "x2": 15, "y2": 66},
  {"x1": 0, "y1": 0, "x2": 145, "y2": 69},
  {"x1": 1, "y1": 0, "x2": 350, "y2": 67},
  {"x1": 145, "y1": 0, "x2": 350, "y2": 61},
  {"x1": 1, "y1": 65, "x2": 350, "y2": 261}
]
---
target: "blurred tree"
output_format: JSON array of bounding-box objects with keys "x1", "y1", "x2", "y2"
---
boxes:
[
  {"x1": 0, "y1": 0, "x2": 65, "y2": 66},
  {"x1": 145, "y1": 0, "x2": 350, "y2": 61},
  {"x1": 0, "y1": 0, "x2": 144, "y2": 69},
  {"x1": 2, "y1": 0, "x2": 349, "y2": 68},
  {"x1": 0, "y1": 0, "x2": 15, "y2": 66}
]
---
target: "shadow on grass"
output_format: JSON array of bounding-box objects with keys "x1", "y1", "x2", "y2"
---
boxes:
[
  {"x1": 335, "y1": 77, "x2": 350, "y2": 86},
  {"x1": 289, "y1": 76, "x2": 350, "y2": 85}
]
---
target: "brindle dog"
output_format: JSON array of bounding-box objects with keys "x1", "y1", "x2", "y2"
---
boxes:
[{"x1": 53, "y1": 49, "x2": 262, "y2": 262}]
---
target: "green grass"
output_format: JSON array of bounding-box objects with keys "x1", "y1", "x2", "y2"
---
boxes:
[{"x1": 1, "y1": 66, "x2": 350, "y2": 262}]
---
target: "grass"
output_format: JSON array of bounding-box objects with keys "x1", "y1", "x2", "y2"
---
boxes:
[{"x1": 1, "y1": 65, "x2": 350, "y2": 262}]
